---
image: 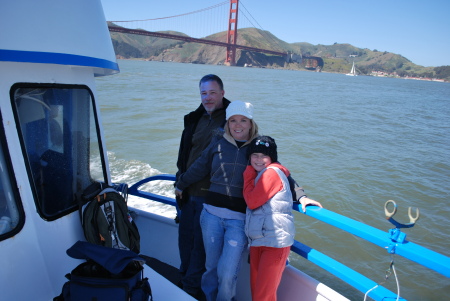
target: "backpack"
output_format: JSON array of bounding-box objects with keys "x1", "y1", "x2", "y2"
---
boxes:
[
  {"x1": 54, "y1": 241, "x2": 152, "y2": 301},
  {"x1": 267, "y1": 167, "x2": 306, "y2": 204},
  {"x1": 287, "y1": 174, "x2": 306, "y2": 204},
  {"x1": 81, "y1": 183, "x2": 140, "y2": 254}
]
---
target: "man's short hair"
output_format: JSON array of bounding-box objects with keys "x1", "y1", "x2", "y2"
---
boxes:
[{"x1": 199, "y1": 74, "x2": 224, "y2": 90}]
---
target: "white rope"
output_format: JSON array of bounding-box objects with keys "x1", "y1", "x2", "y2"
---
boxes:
[
  {"x1": 392, "y1": 262, "x2": 400, "y2": 301},
  {"x1": 363, "y1": 284, "x2": 379, "y2": 301},
  {"x1": 363, "y1": 255, "x2": 401, "y2": 301}
]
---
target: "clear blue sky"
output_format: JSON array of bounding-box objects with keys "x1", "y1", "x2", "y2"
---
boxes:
[{"x1": 101, "y1": 0, "x2": 450, "y2": 67}]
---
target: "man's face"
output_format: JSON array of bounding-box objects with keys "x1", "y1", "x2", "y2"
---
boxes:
[{"x1": 200, "y1": 80, "x2": 225, "y2": 114}]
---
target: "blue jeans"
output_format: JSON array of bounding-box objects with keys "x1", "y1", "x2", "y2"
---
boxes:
[
  {"x1": 178, "y1": 196, "x2": 206, "y2": 296},
  {"x1": 200, "y1": 208, "x2": 247, "y2": 301}
]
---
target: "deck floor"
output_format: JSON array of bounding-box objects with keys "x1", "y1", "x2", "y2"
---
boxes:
[
  {"x1": 141, "y1": 255, "x2": 207, "y2": 300},
  {"x1": 141, "y1": 256, "x2": 182, "y2": 286}
]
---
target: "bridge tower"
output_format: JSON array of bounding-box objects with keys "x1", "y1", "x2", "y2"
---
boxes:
[{"x1": 225, "y1": 0, "x2": 239, "y2": 66}]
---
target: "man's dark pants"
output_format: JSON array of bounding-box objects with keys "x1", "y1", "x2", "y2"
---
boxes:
[{"x1": 178, "y1": 195, "x2": 206, "y2": 298}]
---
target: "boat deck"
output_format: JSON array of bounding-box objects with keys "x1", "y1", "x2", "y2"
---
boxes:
[
  {"x1": 143, "y1": 255, "x2": 196, "y2": 300},
  {"x1": 142, "y1": 255, "x2": 182, "y2": 288}
]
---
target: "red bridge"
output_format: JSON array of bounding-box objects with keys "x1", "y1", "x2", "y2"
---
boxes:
[
  {"x1": 108, "y1": 0, "x2": 323, "y2": 68},
  {"x1": 108, "y1": 26, "x2": 287, "y2": 58}
]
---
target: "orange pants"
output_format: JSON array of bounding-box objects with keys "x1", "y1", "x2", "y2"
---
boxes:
[{"x1": 250, "y1": 246, "x2": 290, "y2": 301}]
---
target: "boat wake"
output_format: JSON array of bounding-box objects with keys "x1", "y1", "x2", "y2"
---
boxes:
[{"x1": 107, "y1": 151, "x2": 177, "y2": 218}]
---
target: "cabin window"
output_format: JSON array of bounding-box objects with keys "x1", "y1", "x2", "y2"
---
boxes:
[
  {"x1": 0, "y1": 126, "x2": 24, "y2": 239},
  {"x1": 11, "y1": 84, "x2": 108, "y2": 220}
]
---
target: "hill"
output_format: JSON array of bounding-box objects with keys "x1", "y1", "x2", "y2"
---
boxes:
[
  {"x1": 109, "y1": 24, "x2": 450, "y2": 81},
  {"x1": 294, "y1": 42, "x2": 446, "y2": 79}
]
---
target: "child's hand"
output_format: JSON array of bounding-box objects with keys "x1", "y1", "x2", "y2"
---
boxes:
[{"x1": 300, "y1": 197, "x2": 323, "y2": 213}]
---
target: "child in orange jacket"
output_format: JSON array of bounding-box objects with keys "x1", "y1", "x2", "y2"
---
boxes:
[{"x1": 243, "y1": 136, "x2": 322, "y2": 301}]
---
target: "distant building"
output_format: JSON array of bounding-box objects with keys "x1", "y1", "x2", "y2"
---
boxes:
[{"x1": 288, "y1": 53, "x2": 302, "y2": 63}]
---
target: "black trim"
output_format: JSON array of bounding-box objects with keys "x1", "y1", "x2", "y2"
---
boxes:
[
  {"x1": 9, "y1": 83, "x2": 108, "y2": 221},
  {"x1": 0, "y1": 106, "x2": 25, "y2": 241}
]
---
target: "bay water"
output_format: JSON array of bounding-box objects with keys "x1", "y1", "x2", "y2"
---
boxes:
[{"x1": 96, "y1": 59, "x2": 450, "y2": 300}]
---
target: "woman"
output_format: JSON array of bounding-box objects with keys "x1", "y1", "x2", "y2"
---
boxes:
[{"x1": 176, "y1": 100, "x2": 259, "y2": 301}]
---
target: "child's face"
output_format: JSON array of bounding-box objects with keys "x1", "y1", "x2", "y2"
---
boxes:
[{"x1": 250, "y1": 153, "x2": 272, "y2": 172}]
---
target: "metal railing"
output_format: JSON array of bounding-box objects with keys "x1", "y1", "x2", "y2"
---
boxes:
[{"x1": 128, "y1": 174, "x2": 450, "y2": 301}]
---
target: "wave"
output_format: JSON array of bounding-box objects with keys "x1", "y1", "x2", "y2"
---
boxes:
[{"x1": 108, "y1": 151, "x2": 177, "y2": 219}]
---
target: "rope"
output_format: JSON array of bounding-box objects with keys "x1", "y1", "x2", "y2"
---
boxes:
[
  {"x1": 392, "y1": 262, "x2": 400, "y2": 301},
  {"x1": 363, "y1": 255, "x2": 401, "y2": 301},
  {"x1": 363, "y1": 284, "x2": 379, "y2": 301}
]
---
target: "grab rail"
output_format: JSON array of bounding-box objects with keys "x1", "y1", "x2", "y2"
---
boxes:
[
  {"x1": 128, "y1": 174, "x2": 450, "y2": 301},
  {"x1": 128, "y1": 174, "x2": 177, "y2": 206}
]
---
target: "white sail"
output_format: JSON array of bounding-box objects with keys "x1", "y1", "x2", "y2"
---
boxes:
[{"x1": 346, "y1": 61, "x2": 357, "y2": 76}]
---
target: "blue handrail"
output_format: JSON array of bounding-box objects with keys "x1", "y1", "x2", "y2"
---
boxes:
[
  {"x1": 300, "y1": 206, "x2": 450, "y2": 278},
  {"x1": 128, "y1": 174, "x2": 450, "y2": 301},
  {"x1": 128, "y1": 174, "x2": 177, "y2": 206}
]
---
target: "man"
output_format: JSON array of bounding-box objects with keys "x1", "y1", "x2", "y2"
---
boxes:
[{"x1": 175, "y1": 74, "x2": 230, "y2": 299}]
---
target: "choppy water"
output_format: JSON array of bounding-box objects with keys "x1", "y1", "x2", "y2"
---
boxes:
[{"x1": 96, "y1": 59, "x2": 450, "y2": 300}]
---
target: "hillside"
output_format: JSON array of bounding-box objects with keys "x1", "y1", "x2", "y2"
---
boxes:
[{"x1": 109, "y1": 25, "x2": 450, "y2": 81}]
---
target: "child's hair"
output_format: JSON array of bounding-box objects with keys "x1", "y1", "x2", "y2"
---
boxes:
[{"x1": 247, "y1": 136, "x2": 278, "y2": 162}]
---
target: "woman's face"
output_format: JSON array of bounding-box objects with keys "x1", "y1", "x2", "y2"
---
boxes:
[{"x1": 228, "y1": 115, "x2": 252, "y2": 141}]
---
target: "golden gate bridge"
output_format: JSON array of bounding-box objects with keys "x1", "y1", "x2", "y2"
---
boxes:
[{"x1": 107, "y1": 0, "x2": 322, "y2": 68}]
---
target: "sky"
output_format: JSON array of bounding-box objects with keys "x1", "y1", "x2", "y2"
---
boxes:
[{"x1": 101, "y1": 0, "x2": 450, "y2": 67}]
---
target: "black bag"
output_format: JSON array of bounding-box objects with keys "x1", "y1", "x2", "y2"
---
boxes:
[
  {"x1": 287, "y1": 175, "x2": 306, "y2": 203},
  {"x1": 81, "y1": 182, "x2": 140, "y2": 253},
  {"x1": 54, "y1": 241, "x2": 152, "y2": 301}
]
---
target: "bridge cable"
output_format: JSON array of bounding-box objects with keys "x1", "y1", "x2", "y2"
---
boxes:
[
  {"x1": 239, "y1": 1, "x2": 285, "y2": 53},
  {"x1": 110, "y1": 1, "x2": 228, "y2": 23}
]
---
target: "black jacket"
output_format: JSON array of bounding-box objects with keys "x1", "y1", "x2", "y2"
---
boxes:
[{"x1": 175, "y1": 98, "x2": 231, "y2": 193}]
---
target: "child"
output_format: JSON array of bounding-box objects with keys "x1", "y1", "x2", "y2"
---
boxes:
[{"x1": 243, "y1": 135, "x2": 322, "y2": 301}]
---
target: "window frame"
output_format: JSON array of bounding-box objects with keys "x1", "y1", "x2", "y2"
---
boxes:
[
  {"x1": 10, "y1": 83, "x2": 108, "y2": 221},
  {"x1": 0, "y1": 109, "x2": 25, "y2": 241}
]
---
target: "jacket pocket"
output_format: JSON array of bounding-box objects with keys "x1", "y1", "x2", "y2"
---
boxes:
[{"x1": 246, "y1": 214, "x2": 265, "y2": 240}]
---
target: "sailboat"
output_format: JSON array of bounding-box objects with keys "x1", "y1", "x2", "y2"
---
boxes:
[{"x1": 346, "y1": 61, "x2": 358, "y2": 76}]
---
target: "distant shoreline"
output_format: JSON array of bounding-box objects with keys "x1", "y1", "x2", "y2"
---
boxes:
[{"x1": 115, "y1": 57, "x2": 449, "y2": 83}]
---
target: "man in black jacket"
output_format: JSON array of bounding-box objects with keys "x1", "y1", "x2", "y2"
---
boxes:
[{"x1": 175, "y1": 74, "x2": 231, "y2": 299}]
